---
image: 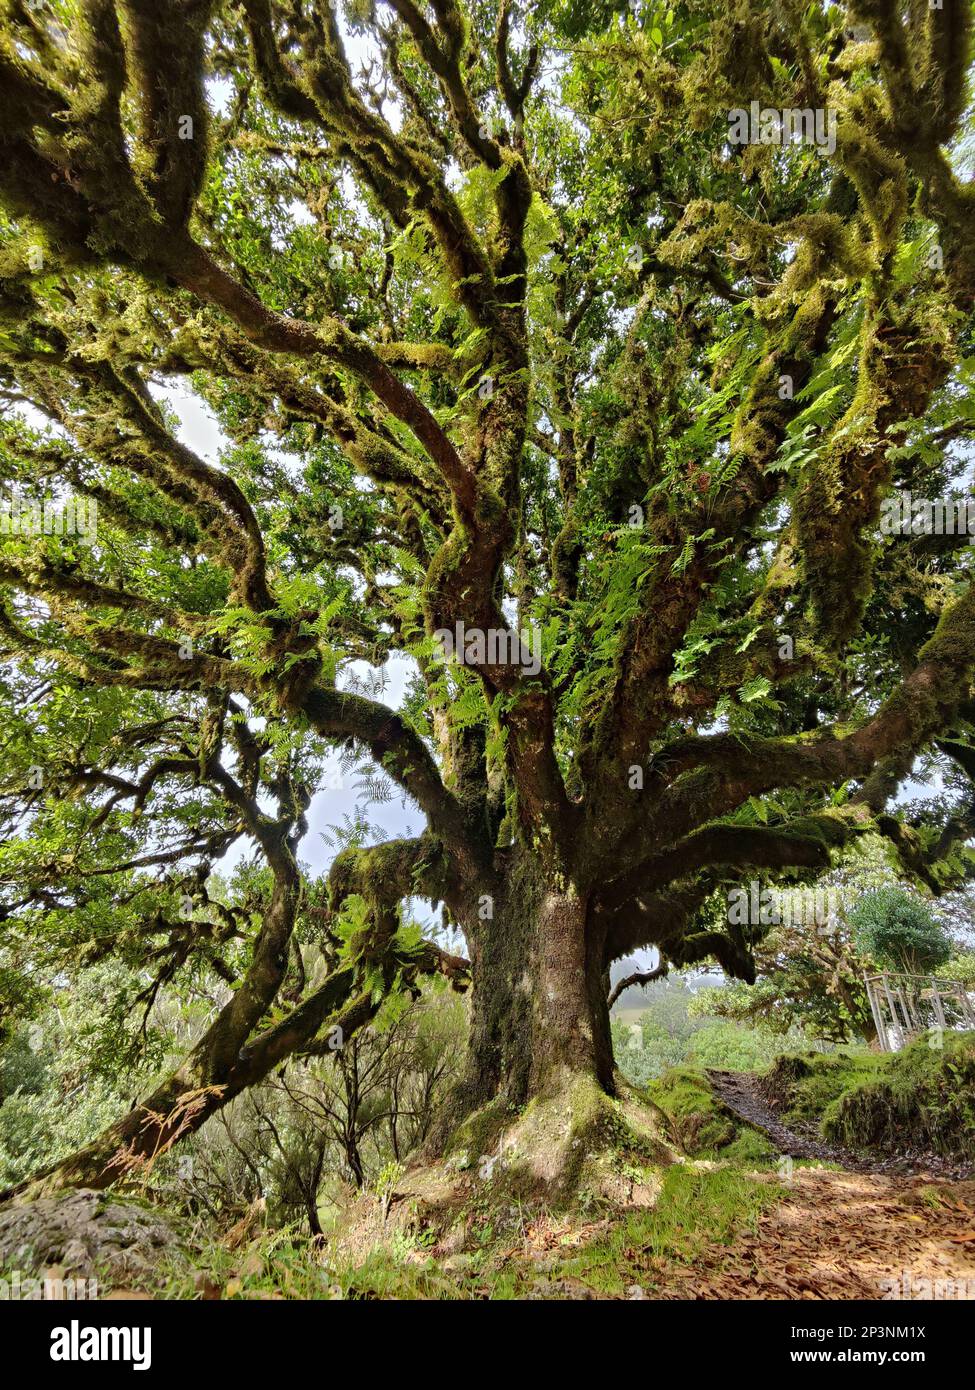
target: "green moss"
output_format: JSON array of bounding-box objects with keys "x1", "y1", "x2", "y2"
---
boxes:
[
  {"x1": 765, "y1": 1050, "x2": 885, "y2": 1123},
  {"x1": 645, "y1": 1066, "x2": 774, "y2": 1161},
  {"x1": 823, "y1": 1033, "x2": 975, "y2": 1156},
  {"x1": 443, "y1": 1091, "x2": 517, "y2": 1165},
  {"x1": 766, "y1": 1034, "x2": 975, "y2": 1158},
  {"x1": 555, "y1": 1164, "x2": 778, "y2": 1297}
]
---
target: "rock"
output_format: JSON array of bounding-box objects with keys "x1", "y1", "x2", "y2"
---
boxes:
[
  {"x1": 0, "y1": 1188, "x2": 186, "y2": 1286},
  {"x1": 437, "y1": 1220, "x2": 467, "y2": 1256},
  {"x1": 529, "y1": 1276, "x2": 599, "y2": 1300},
  {"x1": 442, "y1": 1252, "x2": 472, "y2": 1272}
]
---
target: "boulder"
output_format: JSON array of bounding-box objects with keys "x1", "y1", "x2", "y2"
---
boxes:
[{"x1": 0, "y1": 1188, "x2": 185, "y2": 1286}]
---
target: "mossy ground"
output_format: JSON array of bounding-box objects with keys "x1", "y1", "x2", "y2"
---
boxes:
[
  {"x1": 18, "y1": 1038, "x2": 974, "y2": 1299},
  {"x1": 645, "y1": 1066, "x2": 778, "y2": 1163},
  {"x1": 766, "y1": 1032, "x2": 975, "y2": 1157},
  {"x1": 153, "y1": 1162, "x2": 777, "y2": 1300},
  {"x1": 144, "y1": 1072, "x2": 781, "y2": 1300}
]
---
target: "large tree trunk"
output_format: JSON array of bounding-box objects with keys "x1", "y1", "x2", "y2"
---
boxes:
[{"x1": 431, "y1": 850, "x2": 620, "y2": 1180}]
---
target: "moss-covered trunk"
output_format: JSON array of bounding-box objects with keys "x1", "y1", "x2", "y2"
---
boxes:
[{"x1": 437, "y1": 850, "x2": 615, "y2": 1147}]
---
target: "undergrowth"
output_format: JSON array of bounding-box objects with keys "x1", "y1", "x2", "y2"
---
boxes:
[{"x1": 155, "y1": 1165, "x2": 776, "y2": 1300}]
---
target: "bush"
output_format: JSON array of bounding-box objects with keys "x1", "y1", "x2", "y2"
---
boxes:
[
  {"x1": 686, "y1": 1021, "x2": 793, "y2": 1072},
  {"x1": 0, "y1": 1079, "x2": 126, "y2": 1188},
  {"x1": 763, "y1": 1034, "x2": 975, "y2": 1159}
]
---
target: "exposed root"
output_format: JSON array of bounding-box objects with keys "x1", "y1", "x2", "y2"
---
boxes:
[{"x1": 325, "y1": 1073, "x2": 676, "y2": 1264}]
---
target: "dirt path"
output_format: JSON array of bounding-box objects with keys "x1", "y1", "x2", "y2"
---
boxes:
[
  {"x1": 650, "y1": 1171, "x2": 975, "y2": 1299},
  {"x1": 707, "y1": 1068, "x2": 860, "y2": 1165},
  {"x1": 632, "y1": 1071, "x2": 975, "y2": 1299}
]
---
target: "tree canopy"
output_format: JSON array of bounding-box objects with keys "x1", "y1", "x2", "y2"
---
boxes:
[{"x1": 848, "y1": 883, "x2": 953, "y2": 972}]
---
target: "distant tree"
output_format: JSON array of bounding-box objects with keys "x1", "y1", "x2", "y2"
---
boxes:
[
  {"x1": 848, "y1": 886, "x2": 953, "y2": 975},
  {"x1": 935, "y1": 951, "x2": 975, "y2": 987},
  {"x1": 692, "y1": 837, "x2": 969, "y2": 1043},
  {"x1": 691, "y1": 914, "x2": 876, "y2": 1045}
]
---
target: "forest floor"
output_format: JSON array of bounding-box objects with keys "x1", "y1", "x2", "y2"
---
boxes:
[
  {"x1": 643, "y1": 1169, "x2": 975, "y2": 1300},
  {"x1": 178, "y1": 1164, "x2": 975, "y2": 1300},
  {"x1": 11, "y1": 1160, "x2": 975, "y2": 1301},
  {"x1": 8, "y1": 1058, "x2": 975, "y2": 1300},
  {"x1": 377, "y1": 1060, "x2": 975, "y2": 1299},
  {"x1": 631, "y1": 1068, "x2": 975, "y2": 1300},
  {"x1": 151, "y1": 1159, "x2": 975, "y2": 1300}
]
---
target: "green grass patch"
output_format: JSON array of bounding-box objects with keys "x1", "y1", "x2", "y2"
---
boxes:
[
  {"x1": 764, "y1": 1050, "x2": 883, "y2": 1124},
  {"x1": 645, "y1": 1066, "x2": 776, "y2": 1162},
  {"x1": 767, "y1": 1032, "x2": 975, "y2": 1158},
  {"x1": 556, "y1": 1164, "x2": 778, "y2": 1297},
  {"x1": 824, "y1": 1032, "x2": 975, "y2": 1155}
]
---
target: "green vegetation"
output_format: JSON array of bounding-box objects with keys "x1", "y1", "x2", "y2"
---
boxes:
[
  {"x1": 0, "y1": 0, "x2": 973, "y2": 1303},
  {"x1": 0, "y1": 967, "x2": 466, "y2": 1234},
  {"x1": 554, "y1": 1166, "x2": 779, "y2": 1298},
  {"x1": 848, "y1": 886, "x2": 953, "y2": 974},
  {"x1": 612, "y1": 974, "x2": 807, "y2": 1084},
  {"x1": 764, "y1": 1050, "x2": 885, "y2": 1122},
  {"x1": 767, "y1": 1033, "x2": 975, "y2": 1157},
  {"x1": 648, "y1": 1027, "x2": 975, "y2": 1168},
  {"x1": 153, "y1": 1162, "x2": 778, "y2": 1301},
  {"x1": 692, "y1": 838, "x2": 975, "y2": 1046},
  {"x1": 825, "y1": 1035, "x2": 975, "y2": 1155},
  {"x1": 646, "y1": 1067, "x2": 776, "y2": 1163},
  {"x1": 0, "y1": 962, "x2": 166, "y2": 1188}
]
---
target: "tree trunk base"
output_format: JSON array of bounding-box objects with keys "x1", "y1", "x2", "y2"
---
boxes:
[
  {"x1": 326, "y1": 1072, "x2": 675, "y2": 1266},
  {"x1": 428, "y1": 1068, "x2": 675, "y2": 1212}
]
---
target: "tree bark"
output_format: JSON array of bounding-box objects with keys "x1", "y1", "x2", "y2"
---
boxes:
[{"x1": 438, "y1": 850, "x2": 615, "y2": 1139}]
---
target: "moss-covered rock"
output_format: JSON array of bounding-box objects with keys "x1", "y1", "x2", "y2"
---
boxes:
[{"x1": 0, "y1": 1187, "x2": 187, "y2": 1285}]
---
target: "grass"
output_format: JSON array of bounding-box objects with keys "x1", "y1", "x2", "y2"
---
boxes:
[
  {"x1": 554, "y1": 1164, "x2": 778, "y2": 1297},
  {"x1": 765, "y1": 1051, "x2": 885, "y2": 1124},
  {"x1": 824, "y1": 1033, "x2": 975, "y2": 1154},
  {"x1": 765, "y1": 1032, "x2": 975, "y2": 1157},
  {"x1": 154, "y1": 1161, "x2": 777, "y2": 1300},
  {"x1": 645, "y1": 1066, "x2": 777, "y2": 1162}
]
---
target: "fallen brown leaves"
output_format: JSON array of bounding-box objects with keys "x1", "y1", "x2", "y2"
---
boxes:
[{"x1": 652, "y1": 1172, "x2": 975, "y2": 1300}]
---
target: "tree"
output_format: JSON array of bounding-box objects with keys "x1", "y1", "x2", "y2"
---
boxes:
[
  {"x1": 175, "y1": 987, "x2": 464, "y2": 1234},
  {"x1": 848, "y1": 885, "x2": 953, "y2": 974},
  {"x1": 692, "y1": 918, "x2": 877, "y2": 1044},
  {"x1": 1, "y1": 0, "x2": 974, "y2": 1195},
  {"x1": 691, "y1": 839, "x2": 961, "y2": 1042}
]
